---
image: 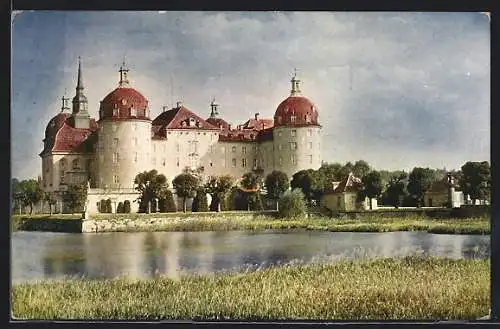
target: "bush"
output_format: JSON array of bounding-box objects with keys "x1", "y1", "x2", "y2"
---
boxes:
[
  {"x1": 105, "y1": 199, "x2": 112, "y2": 213},
  {"x1": 192, "y1": 188, "x2": 209, "y2": 212},
  {"x1": 151, "y1": 199, "x2": 158, "y2": 213},
  {"x1": 123, "y1": 200, "x2": 131, "y2": 213},
  {"x1": 99, "y1": 199, "x2": 106, "y2": 213},
  {"x1": 116, "y1": 202, "x2": 124, "y2": 213},
  {"x1": 278, "y1": 189, "x2": 307, "y2": 219}
]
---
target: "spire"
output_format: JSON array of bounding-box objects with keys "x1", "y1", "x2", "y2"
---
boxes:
[
  {"x1": 290, "y1": 68, "x2": 302, "y2": 96},
  {"x1": 60, "y1": 95, "x2": 70, "y2": 113},
  {"x1": 210, "y1": 97, "x2": 219, "y2": 118},
  {"x1": 119, "y1": 60, "x2": 130, "y2": 87},
  {"x1": 76, "y1": 56, "x2": 84, "y2": 91}
]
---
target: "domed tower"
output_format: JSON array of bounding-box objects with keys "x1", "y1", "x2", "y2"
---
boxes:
[
  {"x1": 273, "y1": 70, "x2": 322, "y2": 179},
  {"x1": 96, "y1": 61, "x2": 152, "y2": 189}
]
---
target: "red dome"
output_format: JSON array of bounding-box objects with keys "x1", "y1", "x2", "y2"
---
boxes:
[
  {"x1": 45, "y1": 112, "x2": 71, "y2": 138},
  {"x1": 274, "y1": 96, "x2": 319, "y2": 127},
  {"x1": 99, "y1": 87, "x2": 150, "y2": 121}
]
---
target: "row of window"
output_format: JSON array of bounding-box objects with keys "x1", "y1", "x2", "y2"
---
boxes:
[
  {"x1": 276, "y1": 129, "x2": 318, "y2": 137},
  {"x1": 275, "y1": 114, "x2": 313, "y2": 125}
]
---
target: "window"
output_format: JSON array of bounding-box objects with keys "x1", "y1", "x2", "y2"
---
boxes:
[
  {"x1": 176, "y1": 144, "x2": 180, "y2": 152},
  {"x1": 113, "y1": 152, "x2": 119, "y2": 163},
  {"x1": 113, "y1": 138, "x2": 119, "y2": 148},
  {"x1": 162, "y1": 159, "x2": 166, "y2": 166},
  {"x1": 72, "y1": 159, "x2": 80, "y2": 170},
  {"x1": 232, "y1": 158, "x2": 237, "y2": 167},
  {"x1": 253, "y1": 158, "x2": 257, "y2": 168},
  {"x1": 291, "y1": 130, "x2": 296, "y2": 137},
  {"x1": 290, "y1": 115, "x2": 296, "y2": 123},
  {"x1": 132, "y1": 123, "x2": 137, "y2": 131},
  {"x1": 113, "y1": 108, "x2": 119, "y2": 117},
  {"x1": 232, "y1": 146, "x2": 236, "y2": 153},
  {"x1": 308, "y1": 155, "x2": 313, "y2": 164},
  {"x1": 279, "y1": 157, "x2": 283, "y2": 166},
  {"x1": 308, "y1": 129, "x2": 312, "y2": 137},
  {"x1": 278, "y1": 131, "x2": 282, "y2": 137},
  {"x1": 210, "y1": 145, "x2": 214, "y2": 153},
  {"x1": 133, "y1": 153, "x2": 138, "y2": 163},
  {"x1": 113, "y1": 175, "x2": 119, "y2": 184},
  {"x1": 60, "y1": 171, "x2": 65, "y2": 184},
  {"x1": 290, "y1": 142, "x2": 297, "y2": 150},
  {"x1": 112, "y1": 124, "x2": 118, "y2": 132},
  {"x1": 176, "y1": 158, "x2": 180, "y2": 167},
  {"x1": 308, "y1": 142, "x2": 313, "y2": 149},
  {"x1": 130, "y1": 107, "x2": 137, "y2": 117},
  {"x1": 242, "y1": 158, "x2": 247, "y2": 167},
  {"x1": 278, "y1": 144, "x2": 282, "y2": 151},
  {"x1": 252, "y1": 145, "x2": 257, "y2": 152},
  {"x1": 242, "y1": 146, "x2": 247, "y2": 155},
  {"x1": 305, "y1": 114, "x2": 311, "y2": 123},
  {"x1": 210, "y1": 162, "x2": 213, "y2": 167},
  {"x1": 291, "y1": 154, "x2": 296, "y2": 165}
]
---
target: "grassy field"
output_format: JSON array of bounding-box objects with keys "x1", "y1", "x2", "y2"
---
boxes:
[
  {"x1": 12, "y1": 213, "x2": 490, "y2": 234},
  {"x1": 12, "y1": 256, "x2": 490, "y2": 320}
]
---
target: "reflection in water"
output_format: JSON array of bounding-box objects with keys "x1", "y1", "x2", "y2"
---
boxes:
[{"x1": 12, "y1": 231, "x2": 490, "y2": 283}]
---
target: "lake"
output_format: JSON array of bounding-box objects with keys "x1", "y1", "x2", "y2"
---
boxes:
[{"x1": 11, "y1": 231, "x2": 490, "y2": 283}]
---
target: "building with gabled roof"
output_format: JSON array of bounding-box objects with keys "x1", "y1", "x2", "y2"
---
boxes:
[{"x1": 40, "y1": 59, "x2": 322, "y2": 213}]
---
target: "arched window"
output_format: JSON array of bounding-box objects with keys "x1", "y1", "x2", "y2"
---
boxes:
[
  {"x1": 72, "y1": 159, "x2": 80, "y2": 170},
  {"x1": 130, "y1": 107, "x2": 137, "y2": 117},
  {"x1": 59, "y1": 159, "x2": 66, "y2": 184}
]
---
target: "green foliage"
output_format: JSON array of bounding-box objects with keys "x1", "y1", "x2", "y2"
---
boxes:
[
  {"x1": 384, "y1": 172, "x2": 408, "y2": 208},
  {"x1": 361, "y1": 171, "x2": 383, "y2": 210},
  {"x1": 192, "y1": 188, "x2": 209, "y2": 212},
  {"x1": 62, "y1": 184, "x2": 87, "y2": 214},
  {"x1": 290, "y1": 169, "x2": 319, "y2": 205},
  {"x1": 17, "y1": 179, "x2": 44, "y2": 215},
  {"x1": 241, "y1": 171, "x2": 261, "y2": 190},
  {"x1": 134, "y1": 170, "x2": 169, "y2": 213},
  {"x1": 150, "y1": 199, "x2": 158, "y2": 213},
  {"x1": 407, "y1": 168, "x2": 437, "y2": 207},
  {"x1": 265, "y1": 171, "x2": 289, "y2": 200},
  {"x1": 353, "y1": 160, "x2": 371, "y2": 178},
  {"x1": 123, "y1": 200, "x2": 131, "y2": 213},
  {"x1": 172, "y1": 173, "x2": 200, "y2": 212},
  {"x1": 44, "y1": 192, "x2": 58, "y2": 215},
  {"x1": 460, "y1": 161, "x2": 491, "y2": 203},
  {"x1": 278, "y1": 189, "x2": 307, "y2": 219},
  {"x1": 205, "y1": 175, "x2": 235, "y2": 212},
  {"x1": 116, "y1": 202, "x2": 124, "y2": 214}
]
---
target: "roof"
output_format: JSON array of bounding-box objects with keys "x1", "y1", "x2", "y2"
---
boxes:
[
  {"x1": 240, "y1": 118, "x2": 274, "y2": 131},
  {"x1": 274, "y1": 96, "x2": 319, "y2": 127},
  {"x1": 99, "y1": 87, "x2": 149, "y2": 121},
  {"x1": 326, "y1": 173, "x2": 364, "y2": 194},
  {"x1": 206, "y1": 117, "x2": 231, "y2": 131},
  {"x1": 257, "y1": 127, "x2": 274, "y2": 142},
  {"x1": 219, "y1": 129, "x2": 258, "y2": 142},
  {"x1": 152, "y1": 105, "x2": 220, "y2": 132},
  {"x1": 40, "y1": 113, "x2": 97, "y2": 156}
]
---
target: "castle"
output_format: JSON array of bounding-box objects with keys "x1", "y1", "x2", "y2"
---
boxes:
[{"x1": 40, "y1": 59, "x2": 322, "y2": 213}]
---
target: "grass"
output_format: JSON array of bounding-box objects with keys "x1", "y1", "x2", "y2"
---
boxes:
[
  {"x1": 11, "y1": 256, "x2": 490, "y2": 320},
  {"x1": 12, "y1": 213, "x2": 490, "y2": 235}
]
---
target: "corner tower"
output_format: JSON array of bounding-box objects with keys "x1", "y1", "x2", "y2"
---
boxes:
[
  {"x1": 272, "y1": 70, "x2": 322, "y2": 179},
  {"x1": 96, "y1": 61, "x2": 152, "y2": 189}
]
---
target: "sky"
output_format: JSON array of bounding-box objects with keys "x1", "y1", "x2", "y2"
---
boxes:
[{"x1": 11, "y1": 11, "x2": 490, "y2": 180}]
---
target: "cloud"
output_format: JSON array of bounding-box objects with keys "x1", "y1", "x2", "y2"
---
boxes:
[{"x1": 11, "y1": 11, "x2": 490, "y2": 179}]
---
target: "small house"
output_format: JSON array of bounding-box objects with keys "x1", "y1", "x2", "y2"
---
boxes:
[
  {"x1": 423, "y1": 173, "x2": 464, "y2": 208},
  {"x1": 320, "y1": 172, "x2": 377, "y2": 212}
]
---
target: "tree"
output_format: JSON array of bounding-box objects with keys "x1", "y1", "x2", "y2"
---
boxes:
[
  {"x1": 172, "y1": 173, "x2": 199, "y2": 212},
  {"x1": 205, "y1": 175, "x2": 235, "y2": 212},
  {"x1": 134, "y1": 170, "x2": 169, "y2": 213},
  {"x1": 384, "y1": 171, "x2": 408, "y2": 208},
  {"x1": 123, "y1": 200, "x2": 131, "y2": 213},
  {"x1": 353, "y1": 160, "x2": 371, "y2": 179},
  {"x1": 18, "y1": 179, "x2": 44, "y2": 215},
  {"x1": 339, "y1": 161, "x2": 354, "y2": 179},
  {"x1": 407, "y1": 167, "x2": 436, "y2": 207},
  {"x1": 265, "y1": 171, "x2": 289, "y2": 211},
  {"x1": 240, "y1": 171, "x2": 263, "y2": 211},
  {"x1": 44, "y1": 192, "x2": 58, "y2": 215},
  {"x1": 12, "y1": 178, "x2": 24, "y2": 214},
  {"x1": 192, "y1": 187, "x2": 209, "y2": 212},
  {"x1": 278, "y1": 189, "x2": 307, "y2": 219},
  {"x1": 460, "y1": 161, "x2": 491, "y2": 204},
  {"x1": 361, "y1": 171, "x2": 383, "y2": 210},
  {"x1": 62, "y1": 184, "x2": 88, "y2": 214},
  {"x1": 290, "y1": 169, "x2": 318, "y2": 205}
]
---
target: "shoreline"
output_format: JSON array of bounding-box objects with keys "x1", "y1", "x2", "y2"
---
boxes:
[
  {"x1": 11, "y1": 213, "x2": 490, "y2": 235},
  {"x1": 12, "y1": 256, "x2": 490, "y2": 320}
]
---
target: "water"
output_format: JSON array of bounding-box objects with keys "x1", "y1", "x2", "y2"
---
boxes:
[{"x1": 11, "y1": 231, "x2": 490, "y2": 283}]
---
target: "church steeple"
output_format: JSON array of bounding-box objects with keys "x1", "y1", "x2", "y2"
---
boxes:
[
  {"x1": 210, "y1": 98, "x2": 219, "y2": 118},
  {"x1": 118, "y1": 60, "x2": 130, "y2": 87},
  {"x1": 71, "y1": 56, "x2": 90, "y2": 129},
  {"x1": 290, "y1": 68, "x2": 302, "y2": 96}
]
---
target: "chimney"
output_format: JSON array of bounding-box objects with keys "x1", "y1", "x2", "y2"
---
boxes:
[
  {"x1": 228, "y1": 124, "x2": 232, "y2": 130},
  {"x1": 162, "y1": 106, "x2": 168, "y2": 112},
  {"x1": 255, "y1": 112, "x2": 260, "y2": 120},
  {"x1": 176, "y1": 101, "x2": 182, "y2": 108}
]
